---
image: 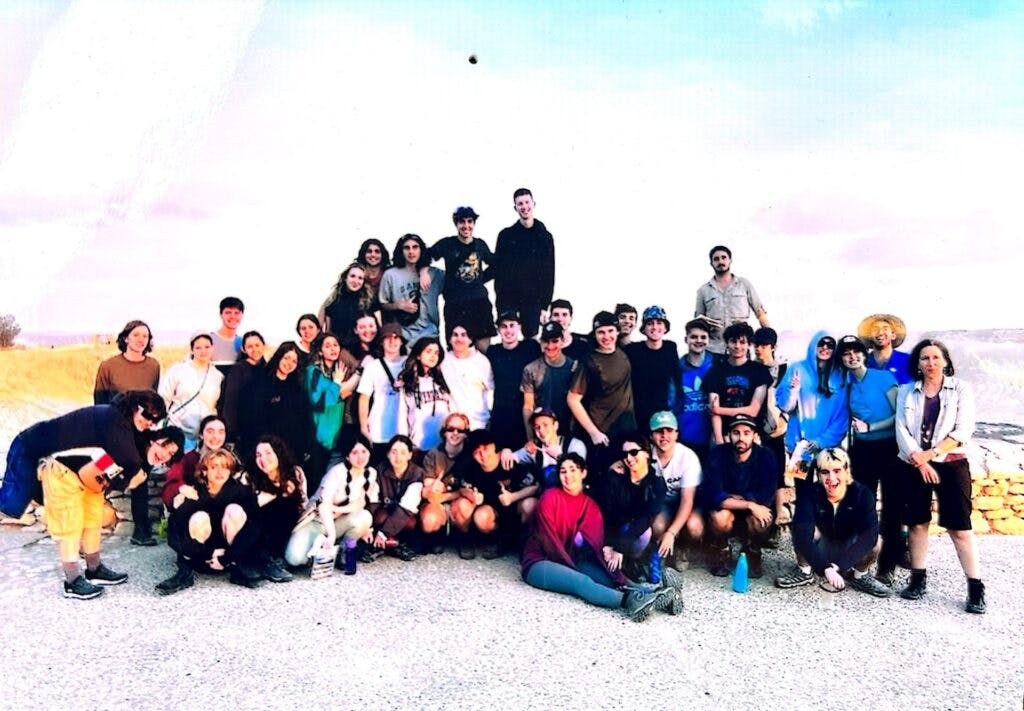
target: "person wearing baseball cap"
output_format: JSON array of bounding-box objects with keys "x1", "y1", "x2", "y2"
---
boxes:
[
  {"x1": 858, "y1": 313, "x2": 911, "y2": 385},
  {"x1": 699, "y1": 416, "x2": 777, "y2": 579},
  {"x1": 486, "y1": 310, "x2": 541, "y2": 451},
  {"x1": 624, "y1": 306, "x2": 681, "y2": 429},
  {"x1": 521, "y1": 320, "x2": 578, "y2": 437},
  {"x1": 568, "y1": 311, "x2": 637, "y2": 477},
  {"x1": 646, "y1": 411, "x2": 702, "y2": 572},
  {"x1": 503, "y1": 407, "x2": 587, "y2": 490}
]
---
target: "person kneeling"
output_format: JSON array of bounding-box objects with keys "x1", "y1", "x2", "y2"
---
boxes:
[
  {"x1": 778, "y1": 448, "x2": 891, "y2": 597},
  {"x1": 158, "y1": 448, "x2": 262, "y2": 594}
]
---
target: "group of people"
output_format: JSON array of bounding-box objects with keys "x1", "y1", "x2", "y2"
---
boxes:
[{"x1": 0, "y1": 197, "x2": 986, "y2": 618}]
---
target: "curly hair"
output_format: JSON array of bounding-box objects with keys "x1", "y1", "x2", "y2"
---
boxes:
[
  {"x1": 330, "y1": 262, "x2": 376, "y2": 314},
  {"x1": 907, "y1": 339, "x2": 955, "y2": 381},
  {"x1": 399, "y1": 336, "x2": 450, "y2": 395}
]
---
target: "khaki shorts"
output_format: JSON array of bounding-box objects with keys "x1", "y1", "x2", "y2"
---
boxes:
[{"x1": 38, "y1": 458, "x2": 104, "y2": 540}]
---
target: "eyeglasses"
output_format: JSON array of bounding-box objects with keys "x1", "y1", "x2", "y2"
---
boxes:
[
  {"x1": 443, "y1": 427, "x2": 468, "y2": 434},
  {"x1": 622, "y1": 448, "x2": 643, "y2": 459},
  {"x1": 817, "y1": 343, "x2": 836, "y2": 350}
]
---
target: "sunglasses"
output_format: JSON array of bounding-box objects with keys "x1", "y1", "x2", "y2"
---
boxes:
[
  {"x1": 622, "y1": 448, "x2": 644, "y2": 459},
  {"x1": 443, "y1": 427, "x2": 468, "y2": 434},
  {"x1": 817, "y1": 342, "x2": 836, "y2": 350}
]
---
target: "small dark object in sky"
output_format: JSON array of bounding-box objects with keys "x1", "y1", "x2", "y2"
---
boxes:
[{"x1": 468, "y1": 54, "x2": 478, "y2": 64}]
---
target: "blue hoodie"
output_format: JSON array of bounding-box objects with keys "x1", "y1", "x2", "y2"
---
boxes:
[{"x1": 775, "y1": 330, "x2": 850, "y2": 460}]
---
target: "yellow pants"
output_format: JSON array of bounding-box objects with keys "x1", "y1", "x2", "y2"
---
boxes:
[{"x1": 38, "y1": 458, "x2": 104, "y2": 541}]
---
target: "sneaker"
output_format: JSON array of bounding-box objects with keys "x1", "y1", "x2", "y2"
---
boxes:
[
  {"x1": 263, "y1": 557, "x2": 294, "y2": 583},
  {"x1": 709, "y1": 547, "x2": 731, "y2": 577},
  {"x1": 228, "y1": 570, "x2": 260, "y2": 589},
  {"x1": 900, "y1": 571, "x2": 927, "y2": 600},
  {"x1": 457, "y1": 541, "x2": 476, "y2": 560},
  {"x1": 655, "y1": 586, "x2": 684, "y2": 616},
  {"x1": 875, "y1": 567, "x2": 896, "y2": 588},
  {"x1": 480, "y1": 540, "x2": 502, "y2": 560},
  {"x1": 63, "y1": 575, "x2": 104, "y2": 600},
  {"x1": 85, "y1": 563, "x2": 128, "y2": 586},
  {"x1": 775, "y1": 568, "x2": 815, "y2": 589},
  {"x1": 429, "y1": 535, "x2": 446, "y2": 555},
  {"x1": 849, "y1": 573, "x2": 893, "y2": 598},
  {"x1": 388, "y1": 543, "x2": 417, "y2": 562},
  {"x1": 660, "y1": 567, "x2": 684, "y2": 592},
  {"x1": 622, "y1": 588, "x2": 659, "y2": 622},
  {"x1": 746, "y1": 549, "x2": 764, "y2": 579},
  {"x1": 358, "y1": 544, "x2": 382, "y2": 564},
  {"x1": 155, "y1": 566, "x2": 196, "y2": 595},
  {"x1": 130, "y1": 530, "x2": 158, "y2": 547},
  {"x1": 965, "y1": 580, "x2": 986, "y2": 614}
]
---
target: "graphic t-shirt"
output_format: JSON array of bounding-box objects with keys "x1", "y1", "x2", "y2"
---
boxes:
[
  {"x1": 426, "y1": 236, "x2": 493, "y2": 303},
  {"x1": 701, "y1": 359, "x2": 773, "y2": 429}
]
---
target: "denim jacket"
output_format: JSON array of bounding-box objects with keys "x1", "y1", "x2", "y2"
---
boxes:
[{"x1": 895, "y1": 376, "x2": 975, "y2": 463}]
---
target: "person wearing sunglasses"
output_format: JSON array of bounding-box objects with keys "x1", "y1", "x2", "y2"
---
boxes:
[
  {"x1": 419, "y1": 413, "x2": 471, "y2": 554},
  {"x1": 599, "y1": 434, "x2": 667, "y2": 582}
]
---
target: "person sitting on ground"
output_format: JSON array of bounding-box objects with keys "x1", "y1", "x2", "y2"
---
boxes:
[
  {"x1": 162, "y1": 414, "x2": 228, "y2": 511},
  {"x1": 419, "y1": 413, "x2": 471, "y2": 554},
  {"x1": 777, "y1": 447, "x2": 891, "y2": 597},
  {"x1": 646, "y1": 411, "x2": 702, "y2": 572},
  {"x1": 160, "y1": 448, "x2": 262, "y2": 593},
  {"x1": 249, "y1": 435, "x2": 307, "y2": 584},
  {"x1": 601, "y1": 433, "x2": 667, "y2": 582},
  {"x1": 0, "y1": 392, "x2": 180, "y2": 600},
  {"x1": 92, "y1": 319, "x2": 162, "y2": 547},
  {"x1": 700, "y1": 416, "x2": 776, "y2": 579},
  {"x1": 521, "y1": 452, "x2": 682, "y2": 622},
  {"x1": 160, "y1": 333, "x2": 225, "y2": 451},
  {"x1": 366, "y1": 435, "x2": 424, "y2": 562},
  {"x1": 283, "y1": 433, "x2": 378, "y2": 572},
  {"x1": 501, "y1": 407, "x2": 586, "y2": 491},
  {"x1": 453, "y1": 430, "x2": 538, "y2": 560}
]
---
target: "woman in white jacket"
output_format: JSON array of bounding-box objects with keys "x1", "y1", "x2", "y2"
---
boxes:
[
  {"x1": 160, "y1": 334, "x2": 224, "y2": 450},
  {"x1": 895, "y1": 339, "x2": 984, "y2": 613}
]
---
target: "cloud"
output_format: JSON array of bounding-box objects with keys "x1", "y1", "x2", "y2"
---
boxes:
[{"x1": 760, "y1": 0, "x2": 862, "y2": 31}]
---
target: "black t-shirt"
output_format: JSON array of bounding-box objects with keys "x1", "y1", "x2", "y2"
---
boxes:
[
  {"x1": 427, "y1": 236, "x2": 493, "y2": 303},
  {"x1": 701, "y1": 359, "x2": 773, "y2": 427},
  {"x1": 459, "y1": 460, "x2": 534, "y2": 508},
  {"x1": 624, "y1": 340, "x2": 681, "y2": 427},
  {"x1": 563, "y1": 334, "x2": 592, "y2": 362}
]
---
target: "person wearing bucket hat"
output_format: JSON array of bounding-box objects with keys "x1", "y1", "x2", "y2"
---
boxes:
[
  {"x1": 858, "y1": 313, "x2": 911, "y2": 385},
  {"x1": 694, "y1": 245, "x2": 769, "y2": 355},
  {"x1": 625, "y1": 306, "x2": 681, "y2": 428},
  {"x1": 487, "y1": 310, "x2": 541, "y2": 450},
  {"x1": 493, "y1": 188, "x2": 555, "y2": 339},
  {"x1": 422, "y1": 205, "x2": 496, "y2": 352}
]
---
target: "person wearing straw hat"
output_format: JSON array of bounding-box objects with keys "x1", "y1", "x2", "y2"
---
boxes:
[{"x1": 858, "y1": 313, "x2": 911, "y2": 385}]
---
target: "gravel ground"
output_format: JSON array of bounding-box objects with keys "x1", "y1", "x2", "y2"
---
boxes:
[{"x1": 0, "y1": 529, "x2": 1021, "y2": 710}]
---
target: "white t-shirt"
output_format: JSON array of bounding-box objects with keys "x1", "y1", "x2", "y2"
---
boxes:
[
  {"x1": 652, "y1": 442, "x2": 702, "y2": 497},
  {"x1": 356, "y1": 356, "x2": 405, "y2": 443},
  {"x1": 401, "y1": 375, "x2": 452, "y2": 450},
  {"x1": 439, "y1": 350, "x2": 494, "y2": 430}
]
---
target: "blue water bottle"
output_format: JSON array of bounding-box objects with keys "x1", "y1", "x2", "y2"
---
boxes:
[
  {"x1": 732, "y1": 552, "x2": 749, "y2": 593},
  {"x1": 649, "y1": 551, "x2": 662, "y2": 585}
]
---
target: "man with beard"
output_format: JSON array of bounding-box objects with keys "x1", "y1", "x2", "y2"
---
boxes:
[{"x1": 694, "y1": 245, "x2": 769, "y2": 355}]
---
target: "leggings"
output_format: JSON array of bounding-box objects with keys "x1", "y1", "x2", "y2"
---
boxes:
[{"x1": 524, "y1": 559, "x2": 624, "y2": 609}]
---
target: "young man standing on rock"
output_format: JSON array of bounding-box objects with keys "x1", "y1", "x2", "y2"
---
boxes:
[
  {"x1": 493, "y1": 188, "x2": 555, "y2": 339},
  {"x1": 859, "y1": 313, "x2": 911, "y2": 385},
  {"x1": 694, "y1": 245, "x2": 769, "y2": 355}
]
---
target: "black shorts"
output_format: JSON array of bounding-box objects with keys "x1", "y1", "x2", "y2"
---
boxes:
[
  {"x1": 443, "y1": 298, "x2": 496, "y2": 341},
  {"x1": 902, "y1": 457, "x2": 972, "y2": 531}
]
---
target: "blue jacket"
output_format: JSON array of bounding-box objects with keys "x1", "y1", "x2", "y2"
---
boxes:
[{"x1": 776, "y1": 330, "x2": 850, "y2": 459}]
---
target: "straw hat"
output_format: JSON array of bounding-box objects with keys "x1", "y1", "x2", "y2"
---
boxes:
[{"x1": 857, "y1": 314, "x2": 907, "y2": 349}]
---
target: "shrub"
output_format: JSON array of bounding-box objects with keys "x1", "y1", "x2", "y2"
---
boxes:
[{"x1": 0, "y1": 314, "x2": 21, "y2": 348}]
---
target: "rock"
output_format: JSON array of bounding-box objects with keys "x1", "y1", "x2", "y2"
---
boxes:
[
  {"x1": 112, "y1": 521, "x2": 133, "y2": 537},
  {"x1": 110, "y1": 497, "x2": 132, "y2": 514},
  {"x1": 971, "y1": 516, "x2": 991, "y2": 534},
  {"x1": 1008, "y1": 483, "x2": 1024, "y2": 495},
  {"x1": 983, "y1": 508, "x2": 1014, "y2": 520},
  {"x1": 973, "y1": 496, "x2": 1004, "y2": 511},
  {"x1": 983, "y1": 483, "x2": 1009, "y2": 496},
  {"x1": 991, "y1": 518, "x2": 1024, "y2": 535},
  {"x1": 1004, "y1": 495, "x2": 1024, "y2": 506}
]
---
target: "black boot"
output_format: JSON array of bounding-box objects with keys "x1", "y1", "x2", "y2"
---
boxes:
[
  {"x1": 900, "y1": 569, "x2": 927, "y2": 600},
  {"x1": 966, "y1": 578, "x2": 986, "y2": 614},
  {"x1": 156, "y1": 562, "x2": 195, "y2": 595}
]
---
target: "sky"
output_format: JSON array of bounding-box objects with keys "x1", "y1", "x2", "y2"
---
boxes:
[{"x1": 1, "y1": 0, "x2": 1022, "y2": 344}]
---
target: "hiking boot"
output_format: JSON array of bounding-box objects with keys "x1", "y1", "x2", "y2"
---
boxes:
[
  {"x1": 763, "y1": 527, "x2": 781, "y2": 550},
  {"x1": 63, "y1": 575, "x2": 104, "y2": 600},
  {"x1": 655, "y1": 586, "x2": 684, "y2": 616},
  {"x1": 849, "y1": 573, "x2": 892, "y2": 598},
  {"x1": 775, "y1": 568, "x2": 815, "y2": 589},
  {"x1": 263, "y1": 557, "x2": 293, "y2": 583},
  {"x1": 900, "y1": 571, "x2": 927, "y2": 600},
  {"x1": 708, "y1": 547, "x2": 731, "y2": 578},
  {"x1": 622, "y1": 588, "x2": 659, "y2": 622},
  {"x1": 965, "y1": 580, "x2": 986, "y2": 614},
  {"x1": 155, "y1": 565, "x2": 196, "y2": 595},
  {"x1": 660, "y1": 567, "x2": 684, "y2": 592},
  {"x1": 388, "y1": 543, "x2": 417, "y2": 562},
  {"x1": 746, "y1": 549, "x2": 764, "y2": 579},
  {"x1": 480, "y1": 540, "x2": 502, "y2": 560},
  {"x1": 358, "y1": 542, "x2": 382, "y2": 564},
  {"x1": 875, "y1": 567, "x2": 896, "y2": 588},
  {"x1": 228, "y1": 562, "x2": 262, "y2": 589},
  {"x1": 85, "y1": 563, "x2": 128, "y2": 586},
  {"x1": 130, "y1": 530, "x2": 158, "y2": 547},
  {"x1": 429, "y1": 533, "x2": 446, "y2": 555}
]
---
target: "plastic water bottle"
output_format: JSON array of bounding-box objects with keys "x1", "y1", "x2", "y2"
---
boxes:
[
  {"x1": 344, "y1": 539, "x2": 358, "y2": 576},
  {"x1": 649, "y1": 551, "x2": 662, "y2": 585},
  {"x1": 732, "y1": 552, "x2": 749, "y2": 593}
]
